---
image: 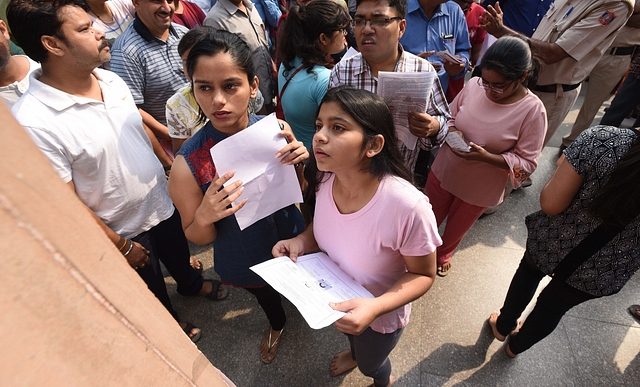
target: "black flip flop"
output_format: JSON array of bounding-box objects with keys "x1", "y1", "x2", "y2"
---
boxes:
[
  {"x1": 203, "y1": 279, "x2": 229, "y2": 301},
  {"x1": 628, "y1": 305, "x2": 640, "y2": 323},
  {"x1": 182, "y1": 322, "x2": 202, "y2": 343}
]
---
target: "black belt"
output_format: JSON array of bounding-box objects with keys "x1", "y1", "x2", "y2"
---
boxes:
[
  {"x1": 609, "y1": 46, "x2": 637, "y2": 56},
  {"x1": 532, "y1": 83, "x2": 581, "y2": 93}
]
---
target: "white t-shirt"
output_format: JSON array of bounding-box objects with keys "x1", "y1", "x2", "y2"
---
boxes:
[
  {"x1": 166, "y1": 84, "x2": 206, "y2": 139},
  {"x1": 89, "y1": 0, "x2": 136, "y2": 44},
  {"x1": 313, "y1": 173, "x2": 442, "y2": 333},
  {"x1": 12, "y1": 68, "x2": 174, "y2": 239},
  {"x1": 0, "y1": 56, "x2": 39, "y2": 108}
]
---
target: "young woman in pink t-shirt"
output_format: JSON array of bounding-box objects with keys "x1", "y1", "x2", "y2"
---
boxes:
[
  {"x1": 273, "y1": 87, "x2": 441, "y2": 387},
  {"x1": 425, "y1": 36, "x2": 547, "y2": 277}
]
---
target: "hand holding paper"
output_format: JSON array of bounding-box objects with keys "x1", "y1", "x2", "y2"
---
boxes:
[
  {"x1": 330, "y1": 298, "x2": 380, "y2": 335},
  {"x1": 436, "y1": 50, "x2": 464, "y2": 64},
  {"x1": 445, "y1": 131, "x2": 471, "y2": 153},
  {"x1": 408, "y1": 110, "x2": 439, "y2": 138},
  {"x1": 210, "y1": 114, "x2": 304, "y2": 230},
  {"x1": 196, "y1": 171, "x2": 247, "y2": 224},
  {"x1": 275, "y1": 129, "x2": 308, "y2": 166},
  {"x1": 272, "y1": 235, "x2": 308, "y2": 262}
]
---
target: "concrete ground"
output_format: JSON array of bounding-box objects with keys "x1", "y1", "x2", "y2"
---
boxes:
[{"x1": 165, "y1": 82, "x2": 640, "y2": 386}]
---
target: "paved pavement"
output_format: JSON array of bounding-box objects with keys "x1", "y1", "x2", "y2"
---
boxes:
[{"x1": 165, "y1": 83, "x2": 640, "y2": 386}]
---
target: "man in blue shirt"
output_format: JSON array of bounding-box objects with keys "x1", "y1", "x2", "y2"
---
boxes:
[
  {"x1": 482, "y1": 0, "x2": 552, "y2": 37},
  {"x1": 400, "y1": 0, "x2": 471, "y2": 91}
]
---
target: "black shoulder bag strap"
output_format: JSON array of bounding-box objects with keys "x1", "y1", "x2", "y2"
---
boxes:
[
  {"x1": 552, "y1": 223, "x2": 626, "y2": 282},
  {"x1": 278, "y1": 65, "x2": 305, "y2": 102}
]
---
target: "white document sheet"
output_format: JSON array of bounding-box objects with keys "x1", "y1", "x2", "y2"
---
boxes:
[
  {"x1": 250, "y1": 252, "x2": 374, "y2": 330},
  {"x1": 445, "y1": 131, "x2": 471, "y2": 152},
  {"x1": 377, "y1": 71, "x2": 436, "y2": 150},
  {"x1": 436, "y1": 50, "x2": 464, "y2": 64},
  {"x1": 341, "y1": 47, "x2": 359, "y2": 61},
  {"x1": 210, "y1": 113, "x2": 303, "y2": 230}
]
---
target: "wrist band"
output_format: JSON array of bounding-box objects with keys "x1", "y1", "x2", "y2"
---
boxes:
[{"x1": 123, "y1": 240, "x2": 134, "y2": 257}]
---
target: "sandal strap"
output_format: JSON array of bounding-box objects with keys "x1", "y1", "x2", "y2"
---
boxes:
[{"x1": 267, "y1": 327, "x2": 284, "y2": 349}]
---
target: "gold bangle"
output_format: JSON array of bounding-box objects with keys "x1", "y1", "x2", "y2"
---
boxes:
[{"x1": 117, "y1": 238, "x2": 128, "y2": 251}]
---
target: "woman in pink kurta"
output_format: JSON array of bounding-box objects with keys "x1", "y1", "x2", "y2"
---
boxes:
[{"x1": 425, "y1": 36, "x2": 547, "y2": 276}]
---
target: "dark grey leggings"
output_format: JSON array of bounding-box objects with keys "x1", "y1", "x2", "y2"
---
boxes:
[{"x1": 347, "y1": 326, "x2": 404, "y2": 387}]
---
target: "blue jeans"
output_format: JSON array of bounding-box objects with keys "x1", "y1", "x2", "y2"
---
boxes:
[{"x1": 600, "y1": 74, "x2": 640, "y2": 128}]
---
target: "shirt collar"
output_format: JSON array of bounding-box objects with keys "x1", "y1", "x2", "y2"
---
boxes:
[
  {"x1": 407, "y1": 0, "x2": 448, "y2": 18},
  {"x1": 28, "y1": 68, "x2": 113, "y2": 111},
  {"x1": 434, "y1": 3, "x2": 448, "y2": 17},
  {"x1": 407, "y1": 0, "x2": 422, "y2": 13},
  {"x1": 357, "y1": 43, "x2": 406, "y2": 76},
  {"x1": 218, "y1": 0, "x2": 254, "y2": 15},
  {"x1": 133, "y1": 16, "x2": 179, "y2": 43}
]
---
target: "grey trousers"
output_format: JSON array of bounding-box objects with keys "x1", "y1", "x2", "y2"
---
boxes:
[{"x1": 347, "y1": 326, "x2": 404, "y2": 387}]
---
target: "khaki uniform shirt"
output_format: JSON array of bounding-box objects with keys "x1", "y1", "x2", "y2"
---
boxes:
[
  {"x1": 533, "y1": 0, "x2": 633, "y2": 85},
  {"x1": 609, "y1": 25, "x2": 640, "y2": 47}
]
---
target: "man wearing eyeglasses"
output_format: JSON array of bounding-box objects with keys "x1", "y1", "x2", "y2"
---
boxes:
[
  {"x1": 329, "y1": 0, "x2": 451, "y2": 183},
  {"x1": 399, "y1": 0, "x2": 471, "y2": 93}
]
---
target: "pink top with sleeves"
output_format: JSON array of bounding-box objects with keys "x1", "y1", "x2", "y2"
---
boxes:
[
  {"x1": 313, "y1": 174, "x2": 442, "y2": 334},
  {"x1": 431, "y1": 79, "x2": 547, "y2": 207}
]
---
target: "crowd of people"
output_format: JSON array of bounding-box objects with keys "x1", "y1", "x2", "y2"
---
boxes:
[{"x1": 1, "y1": 0, "x2": 640, "y2": 385}]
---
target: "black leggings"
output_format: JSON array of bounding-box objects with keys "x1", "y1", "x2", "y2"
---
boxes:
[
  {"x1": 496, "y1": 253, "x2": 598, "y2": 354},
  {"x1": 245, "y1": 285, "x2": 286, "y2": 331}
]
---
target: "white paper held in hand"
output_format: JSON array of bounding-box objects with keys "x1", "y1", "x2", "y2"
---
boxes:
[
  {"x1": 377, "y1": 71, "x2": 435, "y2": 150},
  {"x1": 436, "y1": 50, "x2": 464, "y2": 64},
  {"x1": 210, "y1": 113, "x2": 303, "y2": 230},
  {"x1": 250, "y1": 252, "x2": 374, "y2": 329},
  {"x1": 445, "y1": 131, "x2": 471, "y2": 152}
]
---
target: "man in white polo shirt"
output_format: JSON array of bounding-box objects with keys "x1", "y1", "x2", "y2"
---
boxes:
[{"x1": 8, "y1": 0, "x2": 227, "y2": 342}]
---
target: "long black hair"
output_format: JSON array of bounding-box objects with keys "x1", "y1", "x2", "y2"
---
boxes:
[
  {"x1": 278, "y1": 0, "x2": 350, "y2": 75},
  {"x1": 589, "y1": 128, "x2": 640, "y2": 227},
  {"x1": 481, "y1": 35, "x2": 540, "y2": 89},
  {"x1": 304, "y1": 86, "x2": 412, "y2": 209}
]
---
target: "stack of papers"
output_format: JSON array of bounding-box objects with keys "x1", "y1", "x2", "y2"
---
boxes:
[{"x1": 377, "y1": 71, "x2": 436, "y2": 150}]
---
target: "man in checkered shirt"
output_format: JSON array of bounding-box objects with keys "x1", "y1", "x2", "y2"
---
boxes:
[{"x1": 329, "y1": 0, "x2": 450, "y2": 178}]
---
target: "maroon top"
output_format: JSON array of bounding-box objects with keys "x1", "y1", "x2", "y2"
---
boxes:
[{"x1": 172, "y1": 0, "x2": 206, "y2": 29}]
